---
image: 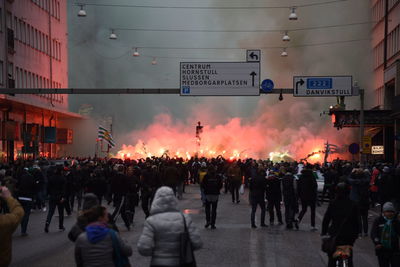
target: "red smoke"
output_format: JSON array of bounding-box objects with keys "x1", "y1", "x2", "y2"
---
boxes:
[{"x1": 117, "y1": 99, "x2": 355, "y2": 163}]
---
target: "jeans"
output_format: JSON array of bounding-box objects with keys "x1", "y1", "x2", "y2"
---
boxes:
[
  {"x1": 251, "y1": 198, "x2": 266, "y2": 226},
  {"x1": 284, "y1": 202, "x2": 296, "y2": 226},
  {"x1": 205, "y1": 200, "x2": 218, "y2": 225},
  {"x1": 231, "y1": 183, "x2": 240, "y2": 202},
  {"x1": 267, "y1": 199, "x2": 283, "y2": 223},
  {"x1": 298, "y1": 200, "x2": 316, "y2": 227},
  {"x1": 20, "y1": 199, "x2": 33, "y2": 234},
  {"x1": 46, "y1": 198, "x2": 65, "y2": 228}
]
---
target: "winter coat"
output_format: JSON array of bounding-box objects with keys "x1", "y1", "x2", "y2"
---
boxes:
[
  {"x1": 163, "y1": 166, "x2": 179, "y2": 187},
  {"x1": 17, "y1": 170, "x2": 37, "y2": 199},
  {"x1": 75, "y1": 224, "x2": 132, "y2": 267},
  {"x1": 227, "y1": 164, "x2": 242, "y2": 186},
  {"x1": 347, "y1": 172, "x2": 369, "y2": 203},
  {"x1": 297, "y1": 169, "x2": 318, "y2": 203},
  {"x1": 47, "y1": 173, "x2": 66, "y2": 201},
  {"x1": 371, "y1": 216, "x2": 400, "y2": 256},
  {"x1": 201, "y1": 173, "x2": 223, "y2": 195},
  {"x1": 282, "y1": 173, "x2": 297, "y2": 205},
  {"x1": 0, "y1": 197, "x2": 24, "y2": 267},
  {"x1": 266, "y1": 174, "x2": 282, "y2": 202},
  {"x1": 321, "y1": 198, "x2": 359, "y2": 246},
  {"x1": 249, "y1": 170, "x2": 267, "y2": 200},
  {"x1": 137, "y1": 186, "x2": 202, "y2": 266}
]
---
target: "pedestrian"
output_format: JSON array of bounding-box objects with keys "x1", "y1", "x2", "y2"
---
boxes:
[
  {"x1": 75, "y1": 206, "x2": 132, "y2": 267},
  {"x1": 249, "y1": 165, "x2": 267, "y2": 228},
  {"x1": 0, "y1": 186, "x2": 24, "y2": 267},
  {"x1": 266, "y1": 171, "x2": 283, "y2": 225},
  {"x1": 44, "y1": 165, "x2": 66, "y2": 233},
  {"x1": 16, "y1": 167, "x2": 36, "y2": 236},
  {"x1": 370, "y1": 202, "x2": 400, "y2": 267},
  {"x1": 321, "y1": 183, "x2": 359, "y2": 267},
  {"x1": 281, "y1": 168, "x2": 299, "y2": 230},
  {"x1": 297, "y1": 165, "x2": 318, "y2": 230},
  {"x1": 137, "y1": 186, "x2": 202, "y2": 267},
  {"x1": 201, "y1": 165, "x2": 223, "y2": 229},
  {"x1": 227, "y1": 161, "x2": 242, "y2": 204}
]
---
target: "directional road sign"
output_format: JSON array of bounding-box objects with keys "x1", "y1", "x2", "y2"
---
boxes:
[
  {"x1": 246, "y1": 50, "x2": 261, "y2": 62},
  {"x1": 293, "y1": 76, "x2": 352, "y2": 97},
  {"x1": 180, "y1": 62, "x2": 260, "y2": 96}
]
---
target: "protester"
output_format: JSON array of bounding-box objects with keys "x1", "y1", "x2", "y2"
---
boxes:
[
  {"x1": 201, "y1": 165, "x2": 223, "y2": 229},
  {"x1": 297, "y1": 165, "x2": 318, "y2": 230},
  {"x1": 0, "y1": 186, "x2": 24, "y2": 267},
  {"x1": 138, "y1": 186, "x2": 202, "y2": 267},
  {"x1": 281, "y1": 168, "x2": 299, "y2": 230},
  {"x1": 75, "y1": 206, "x2": 132, "y2": 267},
  {"x1": 45, "y1": 165, "x2": 67, "y2": 233},
  {"x1": 371, "y1": 202, "x2": 400, "y2": 267},
  {"x1": 321, "y1": 183, "x2": 360, "y2": 267},
  {"x1": 249, "y1": 165, "x2": 267, "y2": 228}
]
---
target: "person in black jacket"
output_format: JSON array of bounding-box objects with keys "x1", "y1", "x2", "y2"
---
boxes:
[
  {"x1": 44, "y1": 165, "x2": 67, "y2": 233},
  {"x1": 321, "y1": 183, "x2": 359, "y2": 267},
  {"x1": 17, "y1": 167, "x2": 36, "y2": 236},
  {"x1": 297, "y1": 167, "x2": 318, "y2": 230},
  {"x1": 201, "y1": 165, "x2": 223, "y2": 229},
  {"x1": 266, "y1": 172, "x2": 283, "y2": 225},
  {"x1": 249, "y1": 166, "x2": 267, "y2": 228},
  {"x1": 281, "y1": 168, "x2": 299, "y2": 230},
  {"x1": 371, "y1": 202, "x2": 400, "y2": 267}
]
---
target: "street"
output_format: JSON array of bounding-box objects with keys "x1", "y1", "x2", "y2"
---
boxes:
[{"x1": 11, "y1": 185, "x2": 378, "y2": 267}]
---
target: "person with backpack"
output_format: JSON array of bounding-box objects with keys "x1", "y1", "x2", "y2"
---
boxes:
[{"x1": 371, "y1": 202, "x2": 400, "y2": 267}]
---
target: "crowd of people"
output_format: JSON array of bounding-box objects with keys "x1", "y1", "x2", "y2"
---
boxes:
[{"x1": 0, "y1": 156, "x2": 400, "y2": 267}]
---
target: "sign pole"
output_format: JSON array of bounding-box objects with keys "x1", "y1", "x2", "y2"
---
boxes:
[{"x1": 359, "y1": 88, "x2": 365, "y2": 167}]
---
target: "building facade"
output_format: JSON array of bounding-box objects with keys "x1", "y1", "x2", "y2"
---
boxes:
[
  {"x1": 371, "y1": 0, "x2": 400, "y2": 163},
  {"x1": 0, "y1": 0, "x2": 80, "y2": 161}
]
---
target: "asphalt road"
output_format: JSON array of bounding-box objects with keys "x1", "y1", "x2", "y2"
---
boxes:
[{"x1": 10, "y1": 185, "x2": 379, "y2": 267}]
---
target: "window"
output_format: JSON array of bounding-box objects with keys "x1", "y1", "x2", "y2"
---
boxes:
[
  {"x1": 14, "y1": 16, "x2": 18, "y2": 37},
  {"x1": 8, "y1": 62, "x2": 13, "y2": 79},
  {"x1": 0, "y1": 8, "x2": 3, "y2": 31},
  {"x1": 6, "y1": 11, "x2": 12, "y2": 29},
  {"x1": 24, "y1": 70, "x2": 27, "y2": 88},
  {"x1": 30, "y1": 25, "x2": 34, "y2": 47},
  {"x1": 56, "y1": 1, "x2": 60, "y2": 19},
  {"x1": 15, "y1": 67, "x2": 19, "y2": 87},
  {"x1": 0, "y1": 61, "x2": 3, "y2": 85},
  {"x1": 26, "y1": 25, "x2": 30, "y2": 46},
  {"x1": 35, "y1": 29, "x2": 38, "y2": 49},
  {"x1": 19, "y1": 68, "x2": 23, "y2": 88},
  {"x1": 21, "y1": 22, "x2": 26, "y2": 43},
  {"x1": 387, "y1": 25, "x2": 400, "y2": 59},
  {"x1": 51, "y1": 0, "x2": 55, "y2": 16}
]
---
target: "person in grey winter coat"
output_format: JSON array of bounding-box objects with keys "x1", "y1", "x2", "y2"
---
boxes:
[
  {"x1": 75, "y1": 206, "x2": 132, "y2": 267},
  {"x1": 137, "y1": 186, "x2": 203, "y2": 267}
]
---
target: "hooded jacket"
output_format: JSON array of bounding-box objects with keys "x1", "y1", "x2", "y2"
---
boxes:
[
  {"x1": 75, "y1": 223, "x2": 131, "y2": 267},
  {"x1": 137, "y1": 186, "x2": 202, "y2": 266},
  {"x1": 0, "y1": 197, "x2": 24, "y2": 267}
]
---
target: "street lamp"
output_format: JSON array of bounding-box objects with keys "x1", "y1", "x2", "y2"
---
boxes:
[
  {"x1": 289, "y1": 7, "x2": 298, "y2": 20},
  {"x1": 151, "y1": 57, "x2": 157, "y2": 65},
  {"x1": 77, "y1": 5, "x2": 87, "y2": 17},
  {"x1": 281, "y1": 48, "x2": 288, "y2": 57},
  {"x1": 133, "y1": 48, "x2": 140, "y2": 57},
  {"x1": 109, "y1": 29, "x2": 117, "y2": 40},
  {"x1": 282, "y1": 31, "x2": 290, "y2": 41}
]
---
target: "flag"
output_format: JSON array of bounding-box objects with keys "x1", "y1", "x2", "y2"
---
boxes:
[{"x1": 98, "y1": 125, "x2": 115, "y2": 147}]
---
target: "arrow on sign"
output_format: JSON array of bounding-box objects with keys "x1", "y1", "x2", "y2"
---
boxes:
[
  {"x1": 250, "y1": 72, "x2": 257, "y2": 87},
  {"x1": 295, "y1": 79, "x2": 304, "y2": 95},
  {"x1": 249, "y1": 52, "x2": 259, "y2": 61}
]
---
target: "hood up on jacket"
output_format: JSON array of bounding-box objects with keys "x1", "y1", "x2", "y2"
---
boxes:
[
  {"x1": 85, "y1": 223, "x2": 110, "y2": 243},
  {"x1": 150, "y1": 186, "x2": 179, "y2": 215}
]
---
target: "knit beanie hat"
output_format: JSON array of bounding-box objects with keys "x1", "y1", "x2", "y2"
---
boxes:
[
  {"x1": 82, "y1": 193, "x2": 99, "y2": 210},
  {"x1": 383, "y1": 202, "x2": 395, "y2": 212}
]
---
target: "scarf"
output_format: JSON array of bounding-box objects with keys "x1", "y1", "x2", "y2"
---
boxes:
[{"x1": 381, "y1": 217, "x2": 393, "y2": 249}]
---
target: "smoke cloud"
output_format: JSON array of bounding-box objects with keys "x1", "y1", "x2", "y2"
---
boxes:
[{"x1": 67, "y1": 0, "x2": 372, "y2": 159}]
